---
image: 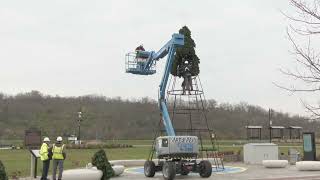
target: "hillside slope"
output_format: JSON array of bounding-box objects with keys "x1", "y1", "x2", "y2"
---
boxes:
[{"x1": 0, "y1": 91, "x2": 314, "y2": 140}]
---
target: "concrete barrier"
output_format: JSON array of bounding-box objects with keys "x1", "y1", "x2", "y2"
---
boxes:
[
  {"x1": 262, "y1": 160, "x2": 288, "y2": 168},
  {"x1": 113, "y1": 165, "x2": 125, "y2": 176},
  {"x1": 63, "y1": 168, "x2": 103, "y2": 180},
  {"x1": 296, "y1": 161, "x2": 320, "y2": 171},
  {"x1": 110, "y1": 159, "x2": 146, "y2": 166},
  {"x1": 62, "y1": 163, "x2": 125, "y2": 180}
]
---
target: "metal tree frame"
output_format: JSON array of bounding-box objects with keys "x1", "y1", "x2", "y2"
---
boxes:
[
  {"x1": 126, "y1": 34, "x2": 218, "y2": 179},
  {"x1": 147, "y1": 75, "x2": 224, "y2": 171}
]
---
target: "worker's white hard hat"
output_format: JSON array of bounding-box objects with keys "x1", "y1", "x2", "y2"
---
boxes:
[
  {"x1": 56, "y1": 136, "x2": 63, "y2": 141},
  {"x1": 184, "y1": 60, "x2": 189, "y2": 64},
  {"x1": 43, "y1": 137, "x2": 50, "y2": 142}
]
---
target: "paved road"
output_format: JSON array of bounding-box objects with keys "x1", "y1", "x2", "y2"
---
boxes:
[
  {"x1": 21, "y1": 163, "x2": 320, "y2": 180},
  {"x1": 113, "y1": 163, "x2": 320, "y2": 180}
]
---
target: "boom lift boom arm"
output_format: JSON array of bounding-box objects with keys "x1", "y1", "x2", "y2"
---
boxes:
[{"x1": 126, "y1": 33, "x2": 184, "y2": 136}]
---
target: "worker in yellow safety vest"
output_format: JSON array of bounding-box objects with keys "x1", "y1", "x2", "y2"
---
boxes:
[
  {"x1": 52, "y1": 136, "x2": 66, "y2": 180},
  {"x1": 40, "y1": 137, "x2": 51, "y2": 180}
]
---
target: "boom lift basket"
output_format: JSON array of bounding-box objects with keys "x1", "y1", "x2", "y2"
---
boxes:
[{"x1": 125, "y1": 51, "x2": 156, "y2": 75}]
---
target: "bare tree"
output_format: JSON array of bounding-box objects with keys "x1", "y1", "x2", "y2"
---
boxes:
[{"x1": 279, "y1": 0, "x2": 320, "y2": 118}]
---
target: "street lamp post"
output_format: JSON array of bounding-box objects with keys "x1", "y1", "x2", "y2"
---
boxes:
[
  {"x1": 77, "y1": 111, "x2": 82, "y2": 144},
  {"x1": 269, "y1": 108, "x2": 273, "y2": 143}
]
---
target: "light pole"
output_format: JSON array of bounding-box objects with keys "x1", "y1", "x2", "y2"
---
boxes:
[
  {"x1": 77, "y1": 111, "x2": 82, "y2": 144},
  {"x1": 269, "y1": 108, "x2": 273, "y2": 143}
]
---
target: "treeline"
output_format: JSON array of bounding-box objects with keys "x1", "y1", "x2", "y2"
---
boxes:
[{"x1": 0, "y1": 91, "x2": 316, "y2": 140}]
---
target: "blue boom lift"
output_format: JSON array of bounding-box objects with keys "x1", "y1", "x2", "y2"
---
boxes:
[{"x1": 125, "y1": 34, "x2": 212, "y2": 180}]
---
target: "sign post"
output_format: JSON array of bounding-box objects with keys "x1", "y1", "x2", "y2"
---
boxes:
[
  {"x1": 30, "y1": 150, "x2": 40, "y2": 178},
  {"x1": 24, "y1": 129, "x2": 41, "y2": 178}
]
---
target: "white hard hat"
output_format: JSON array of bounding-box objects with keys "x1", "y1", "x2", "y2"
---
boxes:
[
  {"x1": 57, "y1": 136, "x2": 63, "y2": 141},
  {"x1": 43, "y1": 137, "x2": 50, "y2": 142},
  {"x1": 184, "y1": 60, "x2": 189, "y2": 64}
]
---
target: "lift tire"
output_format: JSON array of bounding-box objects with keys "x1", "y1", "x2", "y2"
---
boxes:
[
  {"x1": 162, "y1": 161, "x2": 176, "y2": 180},
  {"x1": 144, "y1": 161, "x2": 156, "y2": 177},
  {"x1": 180, "y1": 165, "x2": 190, "y2": 175},
  {"x1": 199, "y1": 160, "x2": 212, "y2": 178}
]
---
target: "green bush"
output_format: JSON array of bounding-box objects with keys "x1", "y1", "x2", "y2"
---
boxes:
[
  {"x1": 92, "y1": 149, "x2": 114, "y2": 180},
  {"x1": 0, "y1": 160, "x2": 8, "y2": 180}
]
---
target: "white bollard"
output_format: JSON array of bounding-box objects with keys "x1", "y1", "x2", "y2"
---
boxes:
[
  {"x1": 262, "y1": 160, "x2": 288, "y2": 168},
  {"x1": 62, "y1": 169, "x2": 103, "y2": 180},
  {"x1": 296, "y1": 161, "x2": 320, "y2": 171},
  {"x1": 112, "y1": 165, "x2": 125, "y2": 176}
]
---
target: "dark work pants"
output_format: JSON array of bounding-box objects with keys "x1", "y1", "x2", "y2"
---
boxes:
[{"x1": 41, "y1": 160, "x2": 50, "y2": 180}]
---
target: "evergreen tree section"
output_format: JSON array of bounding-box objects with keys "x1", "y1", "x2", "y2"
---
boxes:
[
  {"x1": 171, "y1": 26, "x2": 200, "y2": 76},
  {"x1": 92, "y1": 149, "x2": 114, "y2": 180}
]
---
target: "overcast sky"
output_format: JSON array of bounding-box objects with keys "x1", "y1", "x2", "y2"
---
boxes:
[{"x1": 0, "y1": 0, "x2": 316, "y2": 116}]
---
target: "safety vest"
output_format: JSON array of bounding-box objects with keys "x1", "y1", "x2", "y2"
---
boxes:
[
  {"x1": 52, "y1": 144, "x2": 65, "y2": 160},
  {"x1": 39, "y1": 143, "x2": 49, "y2": 161}
]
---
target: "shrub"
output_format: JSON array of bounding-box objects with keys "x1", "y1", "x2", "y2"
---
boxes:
[
  {"x1": 92, "y1": 149, "x2": 114, "y2": 180},
  {"x1": 0, "y1": 160, "x2": 8, "y2": 180}
]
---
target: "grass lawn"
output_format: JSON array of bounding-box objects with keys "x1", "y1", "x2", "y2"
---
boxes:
[{"x1": 0, "y1": 146, "x2": 151, "y2": 179}]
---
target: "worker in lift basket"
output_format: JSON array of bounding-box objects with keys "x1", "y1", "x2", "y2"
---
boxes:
[
  {"x1": 135, "y1": 44, "x2": 145, "y2": 51},
  {"x1": 52, "y1": 136, "x2": 66, "y2": 180},
  {"x1": 40, "y1": 137, "x2": 52, "y2": 180},
  {"x1": 135, "y1": 44, "x2": 147, "y2": 70}
]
